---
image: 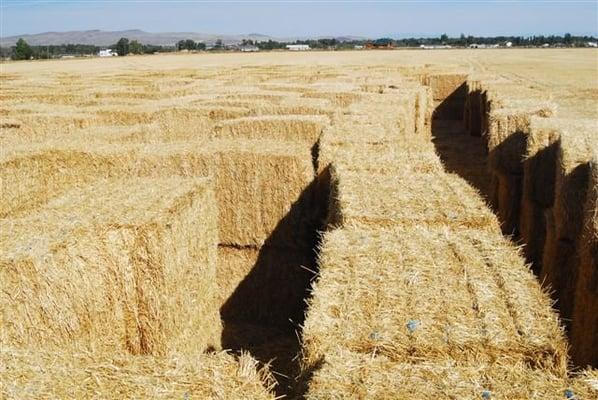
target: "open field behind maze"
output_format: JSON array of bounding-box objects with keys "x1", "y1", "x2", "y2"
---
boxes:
[{"x1": 1, "y1": 49, "x2": 597, "y2": 398}]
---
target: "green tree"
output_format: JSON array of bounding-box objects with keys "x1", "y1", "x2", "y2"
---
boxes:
[
  {"x1": 184, "y1": 39, "x2": 196, "y2": 50},
  {"x1": 14, "y1": 38, "x2": 33, "y2": 60},
  {"x1": 564, "y1": 33, "x2": 572, "y2": 45},
  {"x1": 129, "y1": 40, "x2": 143, "y2": 54},
  {"x1": 115, "y1": 37, "x2": 130, "y2": 56},
  {"x1": 440, "y1": 33, "x2": 449, "y2": 43},
  {"x1": 214, "y1": 39, "x2": 224, "y2": 49}
]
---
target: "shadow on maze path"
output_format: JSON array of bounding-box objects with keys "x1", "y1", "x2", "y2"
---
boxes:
[
  {"x1": 432, "y1": 118, "x2": 492, "y2": 202},
  {"x1": 219, "y1": 171, "x2": 330, "y2": 399}
]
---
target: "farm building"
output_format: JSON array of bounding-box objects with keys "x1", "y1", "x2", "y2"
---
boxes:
[
  {"x1": 98, "y1": 49, "x2": 117, "y2": 57},
  {"x1": 286, "y1": 44, "x2": 310, "y2": 51},
  {"x1": 240, "y1": 45, "x2": 259, "y2": 52}
]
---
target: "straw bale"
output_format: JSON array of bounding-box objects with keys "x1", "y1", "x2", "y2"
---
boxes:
[
  {"x1": 263, "y1": 104, "x2": 337, "y2": 118},
  {"x1": 258, "y1": 83, "x2": 315, "y2": 93},
  {"x1": 573, "y1": 369, "x2": 598, "y2": 397},
  {"x1": 367, "y1": 86, "x2": 431, "y2": 137},
  {"x1": 552, "y1": 123, "x2": 598, "y2": 241},
  {"x1": 327, "y1": 166, "x2": 499, "y2": 232},
  {"x1": 302, "y1": 225, "x2": 567, "y2": 371},
  {"x1": 306, "y1": 350, "x2": 595, "y2": 399},
  {"x1": 0, "y1": 178, "x2": 220, "y2": 355},
  {"x1": 197, "y1": 105, "x2": 252, "y2": 120},
  {"x1": 317, "y1": 140, "x2": 443, "y2": 176},
  {"x1": 217, "y1": 246, "x2": 261, "y2": 306},
  {"x1": 542, "y1": 127, "x2": 598, "y2": 318},
  {"x1": 1, "y1": 140, "x2": 315, "y2": 248},
  {"x1": 570, "y1": 156, "x2": 598, "y2": 367},
  {"x1": 415, "y1": 84, "x2": 434, "y2": 136},
  {"x1": 322, "y1": 119, "x2": 395, "y2": 145},
  {"x1": 277, "y1": 95, "x2": 334, "y2": 110},
  {"x1": 421, "y1": 73, "x2": 467, "y2": 101},
  {"x1": 523, "y1": 117, "x2": 562, "y2": 207},
  {"x1": 219, "y1": 245, "x2": 316, "y2": 327},
  {"x1": 339, "y1": 90, "x2": 422, "y2": 138},
  {"x1": 222, "y1": 92, "x2": 287, "y2": 104},
  {"x1": 487, "y1": 103, "x2": 556, "y2": 175},
  {"x1": 520, "y1": 118, "x2": 572, "y2": 267},
  {"x1": 492, "y1": 171, "x2": 523, "y2": 235},
  {"x1": 212, "y1": 114, "x2": 328, "y2": 145},
  {"x1": 302, "y1": 91, "x2": 362, "y2": 107},
  {"x1": 464, "y1": 78, "x2": 484, "y2": 137},
  {"x1": 203, "y1": 96, "x2": 335, "y2": 117},
  {"x1": 520, "y1": 195, "x2": 549, "y2": 269},
  {"x1": 0, "y1": 348, "x2": 275, "y2": 399}
]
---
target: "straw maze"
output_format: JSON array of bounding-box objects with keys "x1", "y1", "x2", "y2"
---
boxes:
[{"x1": 0, "y1": 64, "x2": 596, "y2": 398}]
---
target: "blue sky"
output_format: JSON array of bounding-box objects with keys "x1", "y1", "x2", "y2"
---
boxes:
[{"x1": 2, "y1": 1, "x2": 597, "y2": 38}]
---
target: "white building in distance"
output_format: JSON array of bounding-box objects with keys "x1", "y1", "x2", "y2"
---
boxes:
[
  {"x1": 98, "y1": 49, "x2": 118, "y2": 57},
  {"x1": 286, "y1": 44, "x2": 310, "y2": 51},
  {"x1": 240, "y1": 45, "x2": 260, "y2": 52}
]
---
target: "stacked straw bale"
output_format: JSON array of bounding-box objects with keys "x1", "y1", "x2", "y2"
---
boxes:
[
  {"x1": 569, "y1": 156, "x2": 598, "y2": 367},
  {"x1": 301, "y1": 90, "x2": 362, "y2": 107},
  {"x1": 487, "y1": 101, "x2": 556, "y2": 176},
  {"x1": 542, "y1": 125, "x2": 598, "y2": 321},
  {"x1": 326, "y1": 166, "x2": 499, "y2": 231},
  {"x1": 1, "y1": 139, "x2": 322, "y2": 332},
  {"x1": 195, "y1": 105, "x2": 252, "y2": 120},
  {"x1": 318, "y1": 139, "x2": 443, "y2": 176},
  {"x1": 462, "y1": 75, "x2": 511, "y2": 140},
  {"x1": 486, "y1": 99, "x2": 556, "y2": 235},
  {"x1": 463, "y1": 78, "x2": 483, "y2": 136},
  {"x1": 306, "y1": 350, "x2": 596, "y2": 400},
  {"x1": 217, "y1": 244, "x2": 317, "y2": 328},
  {"x1": 1, "y1": 178, "x2": 220, "y2": 355},
  {"x1": 212, "y1": 115, "x2": 328, "y2": 145},
  {"x1": 519, "y1": 117, "x2": 563, "y2": 269},
  {"x1": 421, "y1": 73, "x2": 467, "y2": 101},
  {"x1": 300, "y1": 89, "x2": 579, "y2": 397},
  {"x1": 302, "y1": 225, "x2": 567, "y2": 371},
  {"x1": 1, "y1": 139, "x2": 315, "y2": 248},
  {"x1": 421, "y1": 73, "x2": 467, "y2": 120},
  {"x1": 0, "y1": 348, "x2": 275, "y2": 399},
  {"x1": 336, "y1": 85, "x2": 432, "y2": 140}
]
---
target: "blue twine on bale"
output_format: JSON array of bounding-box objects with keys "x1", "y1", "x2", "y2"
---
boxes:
[
  {"x1": 406, "y1": 320, "x2": 420, "y2": 333},
  {"x1": 481, "y1": 389, "x2": 491, "y2": 399}
]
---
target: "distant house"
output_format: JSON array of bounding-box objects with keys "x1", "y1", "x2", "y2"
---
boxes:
[
  {"x1": 286, "y1": 44, "x2": 310, "y2": 51},
  {"x1": 505, "y1": 41, "x2": 513, "y2": 47},
  {"x1": 421, "y1": 44, "x2": 452, "y2": 50},
  {"x1": 354, "y1": 45, "x2": 364, "y2": 50},
  {"x1": 366, "y1": 39, "x2": 394, "y2": 49},
  {"x1": 240, "y1": 45, "x2": 259, "y2": 52},
  {"x1": 98, "y1": 49, "x2": 117, "y2": 57},
  {"x1": 587, "y1": 42, "x2": 598, "y2": 48}
]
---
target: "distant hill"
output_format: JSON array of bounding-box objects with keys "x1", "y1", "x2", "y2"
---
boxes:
[{"x1": 0, "y1": 29, "x2": 368, "y2": 47}]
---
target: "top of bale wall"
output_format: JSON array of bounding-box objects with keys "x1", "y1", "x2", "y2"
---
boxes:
[
  {"x1": 306, "y1": 350, "x2": 595, "y2": 399},
  {"x1": 303, "y1": 224, "x2": 567, "y2": 372},
  {"x1": 1, "y1": 348, "x2": 276, "y2": 399}
]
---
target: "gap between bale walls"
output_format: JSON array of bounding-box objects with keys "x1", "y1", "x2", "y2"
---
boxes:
[
  {"x1": 430, "y1": 72, "x2": 597, "y2": 368},
  {"x1": 1, "y1": 112, "x2": 334, "y2": 396}
]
